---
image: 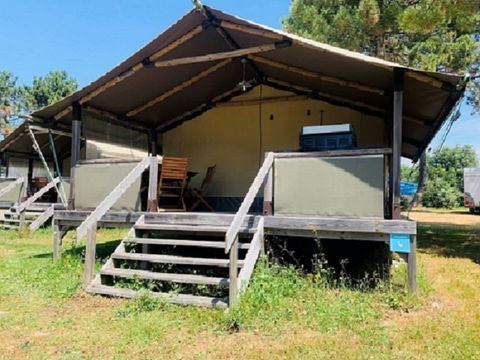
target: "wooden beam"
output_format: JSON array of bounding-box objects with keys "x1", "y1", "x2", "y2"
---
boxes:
[
  {"x1": 15, "y1": 177, "x2": 60, "y2": 213},
  {"x1": 274, "y1": 148, "x2": 392, "y2": 158},
  {"x1": 52, "y1": 25, "x2": 205, "y2": 120},
  {"x1": 220, "y1": 21, "x2": 284, "y2": 41},
  {"x1": 29, "y1": 205, "x2": 55, "y2": 232},
  {"x1": 29, "y1": 125, "x2": 72, "y2": 138},
  {"x1": 406, "y1": 71, "x2": 444, "y2": 89},
  {"x1": 266, "y1": 216, "x2": 417, "y2": 234},
  {"x1": 237, "y1": 217, "x2": 264, "y2": 293},
  {"x1": 201, "y1": 7, "x2": 265, "y2": 80},
  {"x1": 69, "y1": 103, "x2": 82, "y2": 210},
  {"x1": 127, "y1": 59, "x2": 232, "y2": 117},
  {"x1": 408, "y1": 234, "x2": 417, "y2": 294},
  {"x1": 1, "y1": 151, "x2": 54, "y2": 161},
  {"x1": 153, "y1": 43, "x2": 281, "y2": 68},
  {"x1": 265, "y1": 77, "x2": 386, "y2": 118},
  {"x1": 217, "y1": 95, "x2": 308, "y2": 107},
  {"x1": 156, "y1": 79, "x2": 258, "y2": 133},
  {"x1": 263, "y1": 165, "x2": 273, "y2": 215},
  {"x1": 84, "y1": 106, "x2": 150, "y2": 133},
  {"x1": 147, "y1": 156, "x2": 158, "y2": 212},
  {"x1": 229, "y1": 236, "x2": 239, "y2": 308},
  {"x1": 392, "y1": 68, "x2": 404, "y2": 219},
  {"x1": 250, "y1": 55, "x2": 385, "y2": 96},
  {"x1": 149, "y1": 25, "x2": 204, "y2": 62},
  {"x1": 83, "y1": 220, "x2": 97, "y2": 287},
  {"x1": 54, "y1": 106, "x2": 72, "y2": 121}
]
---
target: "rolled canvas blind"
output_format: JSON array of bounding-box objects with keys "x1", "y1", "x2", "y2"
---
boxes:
[{"x1": 83, "y1": 113, "x2": 148, "y2": 160}]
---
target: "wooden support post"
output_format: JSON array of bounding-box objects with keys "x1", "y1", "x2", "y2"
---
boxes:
[
  {"x1": 19, "y1": 176, "x2": 28, "y2": 229},
  {"x1": 69, "y1": 102, "x2": 82, "y2": 210},
  {"x1": 408, "y1": 235, "x2": 417, "y2": 294},
  {"x1": 83, "y1": 221, "x2": 97, "y2": 287},
  {"x1": 27, "y1": 158, "x2": 33, "y2": 194},
  {"x1": 392, "y1": 68, "x2": 404, "y2": 219},
  {"x1": 53, "y1": 218, "x2": 62, "y2": 261},
  {"x1": 229, "y1": 236, "x2": 239, "y2": 308},
  {"x1": 148, "y1": 128, "x2": 158, "y2": 156},
  {"x1": 263, "y1": 164, "x2": 273, "y2": 215},
  {"x1": 147, "y1": 155, "x2": 158, "y2": 212}
]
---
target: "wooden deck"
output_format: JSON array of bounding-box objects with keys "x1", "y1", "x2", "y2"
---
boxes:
[
  {"x1": 53, "y1": 210, "x2": 417, "y2": 304},
  {"x1": 53, "y1": 210, "x2": 416, "y2": 238}
]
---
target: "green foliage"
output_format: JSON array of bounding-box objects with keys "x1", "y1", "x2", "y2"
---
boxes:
[
  {"x1": 116, "y1": 291, "x2": 168, "y2": 317},
  {"x1": 23, "y1": 70, "x2": 78, "y2": 111},
  {"x1": 283, "y1": 0, "x2": 480, "y2": 109},
  {"x1": 225, "y1": 258, "x2": 418, "y2": 333},
  {"x1": 0, "y1": 71, "x2": 24, "y2": 132},
  {"x1": 0, "y1": 69, "x2": 77, "y2": 138},
  {"x1": 401, "y1": 163, "x2": 418, "y2": 182},
  {"x1": 422, "y1": 145, "x2": 478, "y2": 208}
]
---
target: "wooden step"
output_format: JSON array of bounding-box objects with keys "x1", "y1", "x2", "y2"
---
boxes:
[
  {"x1": 86, "y1": 284, "x2": 228, "y2": 308},
  {"x1": 100, "y1": 268, "x2": 229, "y2": 287},
  {"x1": 0, "y1": 224, "x2": 19, "y2": 229},
  {"x1": 125, "y1": 237, "x2": 251, "y2": 249},
  {"x1": 135, "y1": 223, "x2": 256, "y2": 234},
  {"x1": 112, "y1": 252, "x2": 244, "y2": 267}
]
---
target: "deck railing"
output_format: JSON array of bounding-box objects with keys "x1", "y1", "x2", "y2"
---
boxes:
[
  {"x1": 78, "y1": 156, "x2": 153, "y2": 286},
  {"x1": 225, "y1": 152, "x2": 274, "y2": 253},
  {"x1": 225, "y1": 147, "x2": 394, "y2": 305}
]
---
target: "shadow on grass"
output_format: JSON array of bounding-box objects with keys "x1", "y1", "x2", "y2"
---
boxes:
[
  {"x1": 417, "y1": 223, "x2": 480, "y2": 264},
  {"x1": 31, "y1": 239, "x2": 122, "y2": 262}
]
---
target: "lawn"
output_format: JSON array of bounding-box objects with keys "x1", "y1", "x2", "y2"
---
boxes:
[{"x1": 0, "y1": 212, "x2": 479, "y2": 359}]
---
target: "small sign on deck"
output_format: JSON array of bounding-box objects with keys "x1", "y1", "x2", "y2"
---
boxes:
[{"x1": 390, "y1": 233, "x2": 411, "y2": 253}]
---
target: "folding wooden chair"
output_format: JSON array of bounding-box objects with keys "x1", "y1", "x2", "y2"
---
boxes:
[
  {"x1": 157, "y1": 156, "x2": 188, "y2": 211},
  {"x1": 189, "y1": 165, "x2": 216, "y2": 211}
]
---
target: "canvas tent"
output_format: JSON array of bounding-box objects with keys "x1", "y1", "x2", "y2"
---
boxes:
[
  {"x1": 31, "y1": 6, "x2": 464, "y2": 162},
  {"x1": 34, "y1": 5, "x2": 461, "y2": 306}
]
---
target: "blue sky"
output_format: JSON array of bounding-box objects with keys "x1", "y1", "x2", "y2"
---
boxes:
[{"x1": 1, "y1": 0, "x2": 477, "y2": 160}]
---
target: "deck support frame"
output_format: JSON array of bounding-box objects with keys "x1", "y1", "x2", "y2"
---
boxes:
[{"x1": 52, "y1": 210, "x2": 417, "y2": 293}]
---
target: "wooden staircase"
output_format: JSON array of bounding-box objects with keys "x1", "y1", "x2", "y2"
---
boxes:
[
  {"x1": 0, "y1": 204, "x2": 55, "y2": 230},
  {"x1": 86, "y1": 215, "x2": 264, "y2": 308}
]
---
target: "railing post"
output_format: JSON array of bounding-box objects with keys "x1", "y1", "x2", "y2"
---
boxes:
[
  {"x1": 83, "y1": 221, "x2": 97, "y2": 287},
  {"x1": 19, "y1": 176, "x2": 28, "y2": 229},
  {"x1": 229, "y1": 235, "x2": 239, "y2": 308},
  {"x1": 263, "y1": 156, "x2": 273, "y2": 215},
  {"x1": 407, "y1": 234, "x2": 417, "y2": 294},
  {"x1": 52, "y1": 217, "x2": 62, "y2": 261},
  {"x1": 147, "y1": 156, "x2": 158, "y2": 212}
]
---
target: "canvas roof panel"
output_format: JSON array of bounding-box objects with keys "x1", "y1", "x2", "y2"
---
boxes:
[{"x1": 30, "y1": 6, "x2": 466, "y2": 161}]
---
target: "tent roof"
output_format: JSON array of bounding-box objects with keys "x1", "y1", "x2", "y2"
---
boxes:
[
  {"x1": 0, "y1": 121, "x2": 72, "y2": 161},
  {"x1": 32, "y1": 6, "x2": 466, "y2": 161}
]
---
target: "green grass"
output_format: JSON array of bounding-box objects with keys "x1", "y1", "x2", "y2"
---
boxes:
[{"x1": 0, "y1": 221, "x2": 478, "y2": 359}]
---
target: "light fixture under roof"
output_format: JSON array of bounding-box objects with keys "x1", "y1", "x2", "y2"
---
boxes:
[{"x1": 238, "y1": 58, "x2": 252, "y2": 92}]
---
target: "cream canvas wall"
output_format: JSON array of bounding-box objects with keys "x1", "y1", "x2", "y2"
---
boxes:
[{"x1": 162, "y1": 86, "x2": 386, "y2": 197}]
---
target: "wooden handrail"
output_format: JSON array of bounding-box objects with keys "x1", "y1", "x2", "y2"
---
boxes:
[
  {"x1": 225, "y1": 152, "x2": 274, "y2": 252},
  {"x1": 14, "y1": 177, "x2": 60, "y2": 213},
  {"x1": 76, "y1": 157, "x2": 150, "y2": 242},
  {"x1": 237, "y1": 217, "x2": 264, "y2": 293},
  {"x1": 0, "y1": 177, "x2": 25, "y2": 199},
  {"x1": 273, "y1": 148, "x2": 392, "y2": 159}
]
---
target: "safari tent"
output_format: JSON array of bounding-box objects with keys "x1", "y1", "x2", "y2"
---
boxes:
[{"x1": 25, "y1": 6, "x2": 464, "y2": 307}]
